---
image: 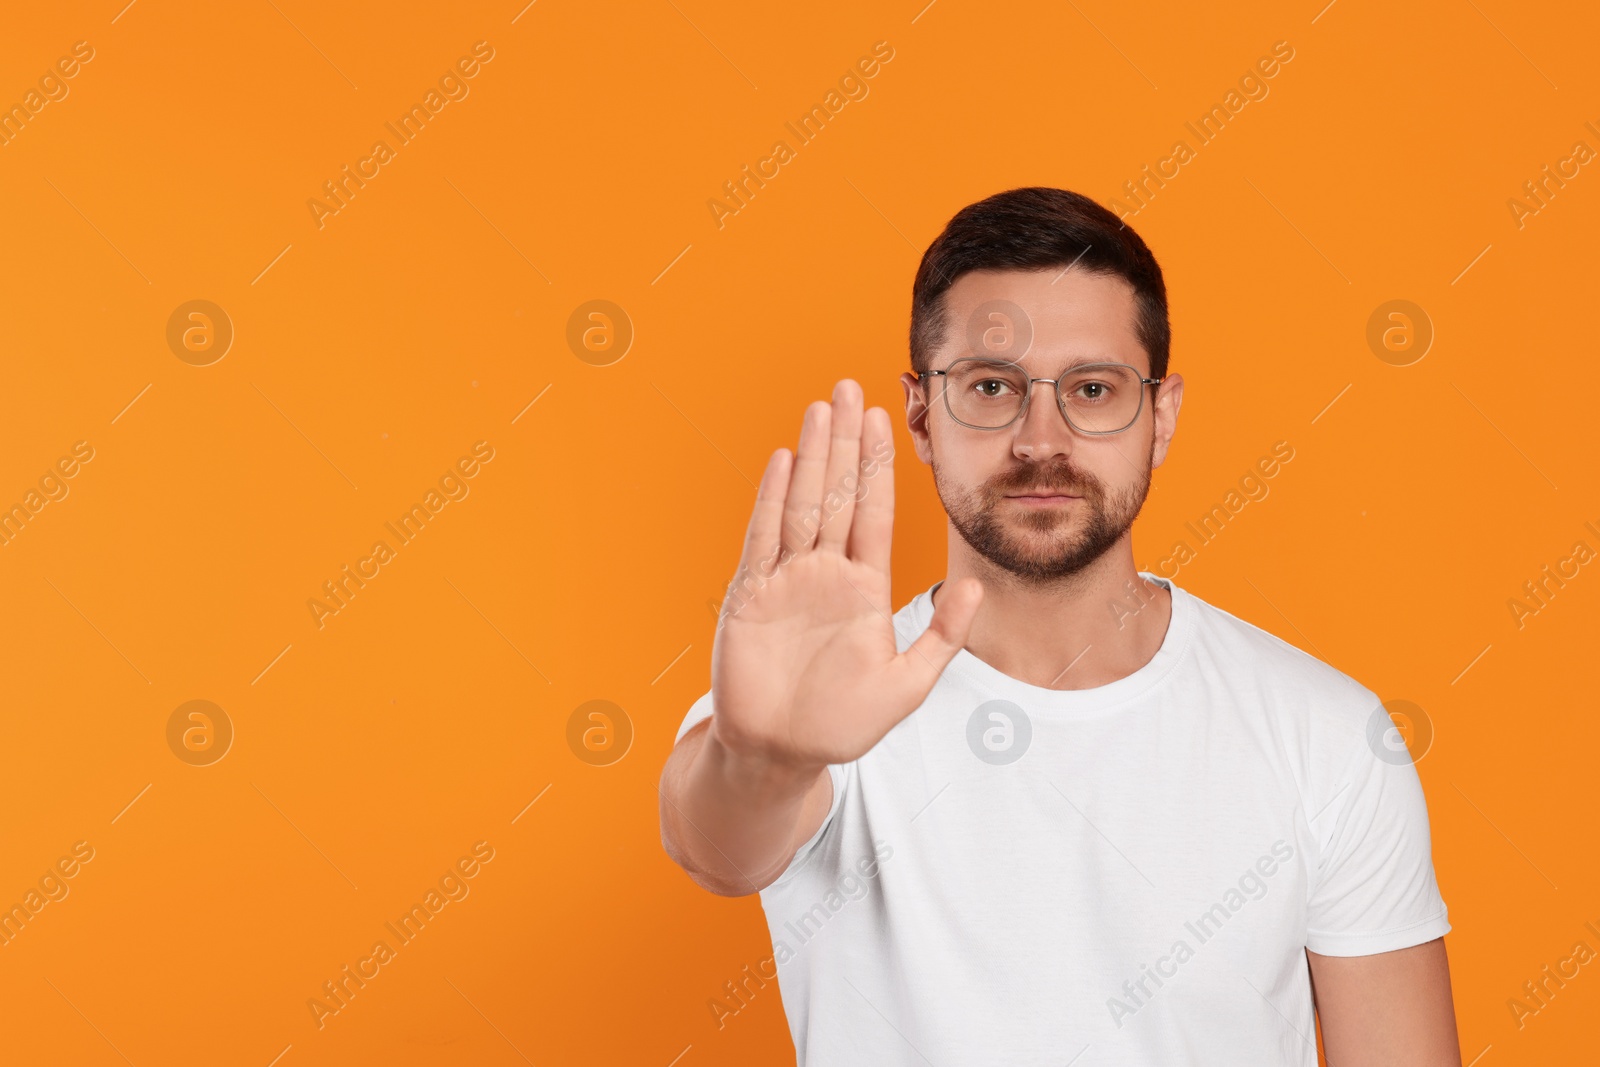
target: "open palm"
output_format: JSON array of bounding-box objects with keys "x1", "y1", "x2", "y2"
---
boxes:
[{"x1": 709, "y1": 380, "x2": 982, "y2": 769}]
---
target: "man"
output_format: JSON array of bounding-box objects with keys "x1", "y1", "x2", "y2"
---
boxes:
[{"x1": 658, "y1": 187, "x2": 1459, "y2": 1065}]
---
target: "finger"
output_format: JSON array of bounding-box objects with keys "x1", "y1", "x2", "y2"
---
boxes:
[
  {"x1": 780, "y1": 400, "x2": 831, "y2": 557},
  {"x1": 816, "y1": 380, "x2": 865, "y2": 553},
  {"x1": 893, "y1": 577, "x2": 983, "y2": 696},
  {"x1": 733, "y1": 447, "x2": 792, "y2": 595},
  {"x1": 846, "y1": 406, "x2": 895, "y2": 575}
]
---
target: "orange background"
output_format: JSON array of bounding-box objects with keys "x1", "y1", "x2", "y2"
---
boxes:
[{"x1": 1, "y1": 1, "x2": 1596, "y2": 1064}]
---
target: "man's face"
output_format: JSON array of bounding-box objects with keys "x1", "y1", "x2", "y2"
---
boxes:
[{"x1": 900, "y1": 268, "x2": 1181, "y2": 584}]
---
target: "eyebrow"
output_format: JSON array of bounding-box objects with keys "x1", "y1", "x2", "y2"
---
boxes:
[{"x1": 964, "y1": 353, "x2": 1121, "y2": 372}]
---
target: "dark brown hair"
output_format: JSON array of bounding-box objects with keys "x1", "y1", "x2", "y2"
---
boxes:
[{"x1": 909, "y1": 187, "x2": 1171, "y2": 379}]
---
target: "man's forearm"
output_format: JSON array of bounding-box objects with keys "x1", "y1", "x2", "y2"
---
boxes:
[{"x1": 660, "y1": 720, "x2": 829, "y2": 896}]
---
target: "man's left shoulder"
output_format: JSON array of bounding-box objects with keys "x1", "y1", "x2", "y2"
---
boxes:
[{"x1": 1182, "y1": 585, "x2": 1381, "y2": 736}]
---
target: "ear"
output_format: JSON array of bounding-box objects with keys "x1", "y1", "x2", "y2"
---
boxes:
[
  {"x1": 1150, "y1": 372, "x2": 1184, "y2": 470},
  {"x1": 899, "y1": 371, "x2": 935, "y2": 465}
]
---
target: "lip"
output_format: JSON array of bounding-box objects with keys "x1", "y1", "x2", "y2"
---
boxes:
[{"x1": 1005, "y1": 493, "x2": 1081, "y2": 503}]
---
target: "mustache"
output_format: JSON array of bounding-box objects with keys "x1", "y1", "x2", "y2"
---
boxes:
[{"x1": 989, "y1": 461, "x2": 1097, "y2": 496}]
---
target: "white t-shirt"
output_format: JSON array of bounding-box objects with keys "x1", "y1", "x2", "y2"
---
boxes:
[{"x1": 675, "y1": 572, "x2": 1450, "y2": 1066}]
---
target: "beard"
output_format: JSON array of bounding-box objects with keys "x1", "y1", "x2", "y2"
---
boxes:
[{"x1": 935, "y1": 444, "x2": 1153, "y2": 584}]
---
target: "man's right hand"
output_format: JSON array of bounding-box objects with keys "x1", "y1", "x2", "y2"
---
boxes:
[
  {"x1": 659, "y1": 378, "x2": 982, "y2": 896},
  {"x1": 710, "y1": 379, "x2": 983, "y2": 769}
]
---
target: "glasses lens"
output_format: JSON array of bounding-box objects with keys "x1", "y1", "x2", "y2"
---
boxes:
[
  {"x1": 1061, "y1": 364, "x2": 1143, "y2": 432},
  {"x1": 944, "y1": 360, "x2": 1029, "y2": 427}
]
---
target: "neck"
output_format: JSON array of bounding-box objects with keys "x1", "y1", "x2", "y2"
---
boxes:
[{"x1": 934, "y1": 534, "x2": 1172, "y2": 690}]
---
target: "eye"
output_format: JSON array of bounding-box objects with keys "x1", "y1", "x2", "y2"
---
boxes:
[
  {"x1": 1069, "y1": 379, "x2": 1115, "y2": 402},
  {"x1": 972, "y1": 377, "x2": 1018, "y2": 397}
]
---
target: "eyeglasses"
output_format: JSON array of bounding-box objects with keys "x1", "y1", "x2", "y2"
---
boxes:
[{"x1": 917, "y1": 358, "x2": 1163, "y2": 434}]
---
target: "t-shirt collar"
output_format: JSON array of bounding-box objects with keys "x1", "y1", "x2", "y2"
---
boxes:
[{"x1": 904, "y1": 571, "x2": 1195, "y2": 717}]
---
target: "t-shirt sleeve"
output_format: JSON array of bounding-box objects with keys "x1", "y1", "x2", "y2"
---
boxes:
[
  {"x1": 674, "y1": 688, "x2": 718, "y2": 744},
  {"x1": 673, "y1": 688, "x2": 849, "y2": 884},
  {"x1": 1304, "y1": 715, "x2": 1451, "y2": 956}
]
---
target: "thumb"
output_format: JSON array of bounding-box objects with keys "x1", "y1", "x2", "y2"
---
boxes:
[{"x1": 894, "y1": 577, "x2": 983, "y2": 695}]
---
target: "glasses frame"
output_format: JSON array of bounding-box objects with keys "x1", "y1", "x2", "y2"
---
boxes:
[{"x1": 917, "y1": 357, "x2": 1165, "y2": 434}]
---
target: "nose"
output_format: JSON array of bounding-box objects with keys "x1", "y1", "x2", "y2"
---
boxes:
[{"x1": 1011, "y1": 378, "x2": 1076, "y2": 462}]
